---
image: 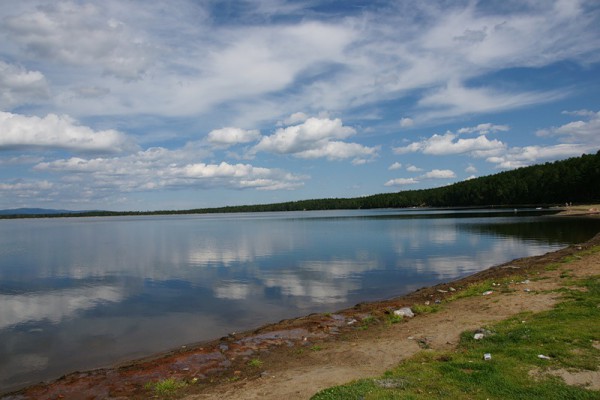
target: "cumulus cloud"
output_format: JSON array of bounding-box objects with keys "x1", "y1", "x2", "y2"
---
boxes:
[
  {"x1": 465, "y1": 164, "x2": 477, "y2": 173},
  {"x1": 400, "y1": 117, "x2": 414, "y2": 127},
  {"x1": 388, "y1": 162, "x2": 402, "y2": 170},
  {"x1": 253, "y1": 117, "x2": 379, "y2": 163},
  {"x1": 486, "y1": 144, "x2": 592, "y2": 169},
  {"x1": 279, "y1": 112, "x2": 309, "y2": 126},
  {"x1": 0, "y1": 61, "x2": 49, "y2": 109},
  {"x1": 34, "y1": 147, "x2": 306, "y2": 195},
  {"x1": 394, "y1": 131, "x2": 505, "y2": 156},
  {"x1": 385, "y1": 168, "x2": 456, "y2": 188},
  {"x1": 0, "y1": 111, "x2": 138, "y2": 153},
  {"x1": 422, "y1": 169, "x2": 456, "y2": 179},
  {"x1": 536, "y1": 110, "x2": 600, "y2": 145},
  {"x1": 207, "y1": 127, "x2": 261, "y2": 147},
  {"x1": 384, "y1": 177, "x2": 418, "y2": 187},
  {"x1": 406, "y1": 165, "x2": 423, "y2": 172}
]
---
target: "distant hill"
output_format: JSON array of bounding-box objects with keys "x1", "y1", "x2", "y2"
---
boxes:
[{"x1": 0, "y1": 208, "x2": 95, "y2": 216}]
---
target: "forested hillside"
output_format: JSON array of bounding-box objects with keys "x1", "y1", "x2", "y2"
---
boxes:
[
  {"x1": 188, "y1": 151, "x2": 600, "y2": 213},
  {"x1": 2, "y1": 151, "x2": 599, "y2": 218}
]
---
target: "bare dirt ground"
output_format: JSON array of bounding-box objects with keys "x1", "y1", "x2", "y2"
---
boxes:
[{"x1": 4, "y1": 215, "x2": 599, "y2": 400}]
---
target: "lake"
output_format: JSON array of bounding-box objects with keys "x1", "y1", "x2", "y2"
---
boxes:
[{"x1": 1, "y1": 208, "x2": 599, "y2": 392}]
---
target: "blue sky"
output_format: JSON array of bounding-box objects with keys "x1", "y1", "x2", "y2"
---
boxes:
[{"x1": 0, "y1": 0, "x2": 599, "y2": 211}]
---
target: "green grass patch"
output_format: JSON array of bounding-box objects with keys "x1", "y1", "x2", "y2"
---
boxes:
[
  {"x1": 358, "y1": 315, "x2": 378, "y2": 330},
  {"x1": 144, "y1": 377, "x2": 187, "y2": 397},
  {"x1": 447, "y1": 280, "x2": 495, "y2": 301},
  {"x1": 248, "y1": 358, "x2": 263, "y2": 367},
  {"x1": 312, "y1": 276, "x2": 600, "y2": 400},
  {"x1": 412, "y1": 303, "x2": 442, "y2": 315}
]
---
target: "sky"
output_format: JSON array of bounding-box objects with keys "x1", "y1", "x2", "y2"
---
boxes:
[{"x1": 0, "y1": 0, "x2": 599, "y2": 211}]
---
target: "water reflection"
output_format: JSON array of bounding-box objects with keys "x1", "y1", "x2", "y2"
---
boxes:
[
  {"x1": 0, "y1": 211, "x2": 598, "y2": 393},
  {"x1": 0, "y1": 285, "x2": 123, "y2": 330}
]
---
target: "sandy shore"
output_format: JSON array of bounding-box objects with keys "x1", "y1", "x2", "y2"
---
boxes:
[{"x1": 3, "y1": 215, "x2": 599, "y2": 400}]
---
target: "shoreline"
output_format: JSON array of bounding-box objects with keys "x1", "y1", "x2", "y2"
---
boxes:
[{"x1": 3, "y1": 223, "x2": 600, "y2": 399}]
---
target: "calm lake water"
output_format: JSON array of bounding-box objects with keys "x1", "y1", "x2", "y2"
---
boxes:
[{"x1": 1, "y1": 209, "x2": 599, "y2": 392}]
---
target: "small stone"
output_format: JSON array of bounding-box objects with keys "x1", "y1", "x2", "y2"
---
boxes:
[
  {"x1": 473, "y1": 333, "x2": 484, "y2": 340},
  {"x1": 449, "y1": 287, "x2": 456, "y2": 292},
  {"x1": 437, "y1": 289, "x2": 448, "y2": 293},
  {"x1": 393, "y1": 307, "x2": 415, "y2": 318}
]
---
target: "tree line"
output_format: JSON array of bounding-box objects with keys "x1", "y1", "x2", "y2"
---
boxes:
[{"x1": 3, "y1": 151, "x2": 599, "y2": 219}]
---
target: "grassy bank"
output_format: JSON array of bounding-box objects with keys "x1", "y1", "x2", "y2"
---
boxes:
[{"x1": 312, "y1": 247, "x2": 600, "y2": 400}]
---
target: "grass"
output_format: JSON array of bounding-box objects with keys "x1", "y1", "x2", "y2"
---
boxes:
[
  {"x1": 312, "y1": 275, "x2": 600, "y2": 400},
  {"x1": 144, "y1": 377, "x2": 187, "y2": 397},
  {"x1": 248, "y1": 358, "x2": 263, "y2": 368},
  {"x1": 412, "y1": 303, "x2": 442, "y2": 315},
  {"x1": 358, "y1": 315, "x2": 378, "y2": 330}
]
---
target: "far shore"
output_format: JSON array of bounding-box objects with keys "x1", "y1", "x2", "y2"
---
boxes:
[{"x1": 3, "y1": 211, "x2": 600, "y2": 399}]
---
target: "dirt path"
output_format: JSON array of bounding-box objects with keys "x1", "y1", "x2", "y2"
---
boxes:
[{"x1": 187, "y1": 247, "x2": 599, "y2": 400}]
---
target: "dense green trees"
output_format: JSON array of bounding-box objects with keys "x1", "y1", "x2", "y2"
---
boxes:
[{"x1": 3, "y1": 151, "x2": 599, "y2": 218}]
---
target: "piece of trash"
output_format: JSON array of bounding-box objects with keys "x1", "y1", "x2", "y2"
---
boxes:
[
  {"x1": 437, "y1": 289, "x2": 448, "y2": 293},
  {"x1": 537, "y1": 354, "x2": 552, "y2": 360},
  {"x1": 449, "y1": 287, "x2": 456, "y2": 292},
  {"x1": 393, "y1": 307, "x2": 415, "y2": 318},
  {"x1": 474, "y1": 333, "x2": 485, "y2": 340},
  {"x1": 483, "y1": 353, "x2": 492, "y2": 360},
  {"x1": 434, "y1": 299, "x2": 441, "y2": 304},
  {"x1": 424, "y1": 301, "x2": 430, "y2": 305},
  {"x1": 482, "y1": 291, "x2": 494, "y2": 296},
  {"x1": 347, "y1": 319, "x2": 358, "y2": 325},
  {"x1": 524, "y1": 288, "x2": 531, "y2": 292},
  {"x1": 522, "y1": 279, "x2": 530, "y2": 284}
]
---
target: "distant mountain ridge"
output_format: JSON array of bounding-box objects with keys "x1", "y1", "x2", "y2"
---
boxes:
[{"x1": 0, "y1": 208, "x2": 93, "y2": 216}]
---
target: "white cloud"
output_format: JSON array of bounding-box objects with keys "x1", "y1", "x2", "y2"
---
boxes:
[
  {"x1": 457, "y1": 123, "x2": 509, "y2": 135},
  {"x1": 400, "y1": 117, "x2": 414, "y2": 127},
  {"x1": 406, "y1": 165, "x2": 423, "y2": 172},
  {"x1": 388, "y1": 162, "x2": 402, "y2": 170},
  {"x1": 280, "y1": 112, "x2": 309, "y2": 126},
  {"x1": 394, "y1": 131, "x2": 505, "y2": 156},
  {"x1": 465, "y1": 164, "x2": 477, "y2": 173},
  {"x1": 384, "y1": 177, "x2": 418, "y2": 187},
  {"x1": 0, "y1": 111, "x2": 138, "y2": 153},
  {"x1": 486, "y1": 144, "x2": 593, "y2": 169},
  {"x1": 385, "y1": 168, "x2": 456, "y2": 188},
  {"x1": 0, "y1": 61, "x2": 49, "y2": 109},
  {"x1": 253, "y1": 117, "x2": 378, "y2": 163},
  {"x1": 536, "y1": 110, "x2": 600, "y2": 145},
  {"x1": 417, "y1": 81, "x2": 563, "y2": 121},
  {"x1": 294, "y1": 141, "x2": 379, "y2": 162},
  {"x1": 34, "y1": 147, "x2": 307, "y2": 195},
  {"x1": 0, "y1": 1, "x2": 596, "y2": 124},
  {"x1": 207, "y1": 127, "x2": 261, "y2": 147},
  {"x1": 422, "y1": 169, "x2": 456, "y2": 179},
  {"x1": 3, "y1": 2, "x2": 153, "y2": 80}
]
